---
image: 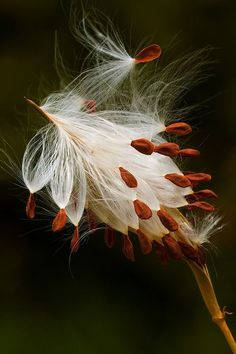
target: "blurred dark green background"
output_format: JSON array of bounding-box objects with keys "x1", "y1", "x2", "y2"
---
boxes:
[{"x1": 0, "y1": 0, "x2": 235, "y2": 353}]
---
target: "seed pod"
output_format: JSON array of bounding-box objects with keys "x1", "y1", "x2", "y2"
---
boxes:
[
  {"x1": 154, "y1": 142, "x2": 180, "y2": 157},
  {"x1": 165, "y1": 122, "x2": 192, "y2": 136},
  {"x1": 131, "y1": 138, "x2": 155, "y2": 155},
  {"x1": 133, "y1": 200, "x2": 152, "y2": 219},
  {"x1": 165, "y1": 173, "x2": 191, "y2": 188},
  {"x1": 134, "y1": 44, "x2": 162, "y2": 63},
  {"x1": 157, "y1": 209, "x2": 178, "y2": 231},
  {"x1": 119, "y1": 167, "x2": 137, "y2": 188},
  {"x1": 52, "y1": 208, "x2": 67, "y2": 232}
]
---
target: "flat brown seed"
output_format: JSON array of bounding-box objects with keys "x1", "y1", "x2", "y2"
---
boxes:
[
  {"x1": 84, "y1": 99, "x2": 96, "y2": 113},
  {"x1": 104, "y1": 226, "x2": 115, "y2": 248},
  {"x1": 70, "y1": 226, "x2": 80, "y2": 253},
  {"x1": 134, "y1": 44, "x2": 161, "y2": 63},
  {"x1": 192, "y1": 189, "x2": 218, "y2": 199},
  {"x1": 137, "y1": 229, "x2": 152, "y2": 255},
  {"x1": 133, "y1": 200, "x2": 152, "y2": 219},
  {"x1": 165, "y1": 122, "x2": 192, "y2": 136},
  {"x1": 122, "y1": 235, "x2": 135, "y2": 261},
  {"x1": 87, "y1": 210, "x2": 97, "y2": 230},
  {"x1": 119, "y1": 167, "x2": 138, "y2": 188},
  {"x1": 26, "y1": 193, "x2": 36, "y2": 219},
  {"x1": 154, "y1": 241, "x2": 170, "y2": 265},
  {"x1": 185, "y1": 173, "x2": 212, "y2": 184},
  {"x1": 162, "y1": 234, "x2": 183, "y2": 260},
  {"x1": 178, "y1": 149, "x2": 200, "y2": 157},
  {"x1": 165, "y1": 173, "x2": 191, "y2": 188},
  {"x1": 154, "y1": 142, "x2": 180, "y2": 157},
  {"x1": 52, "y1": 209, "x2": 67, "y2": 232},
  {"x1": 131, "y1": 138, "x2": 155, "y2": 155},
  {"x1": 197, "y1": 246, "x2": 207, "y2": 266},
  {"x1": 178, "y1": 241, "x2": 198, "y2": 262},
  {"x1": 157, "y1": 210, "x2": 179, "y2": 231},
  {"x1": 187, "y1": 201, "x2": 215, "y2": 212}
]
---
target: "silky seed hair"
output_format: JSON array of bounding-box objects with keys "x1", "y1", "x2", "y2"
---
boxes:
[{"x1": 22, "y1": 14, "x2": 220, "y2": 264}]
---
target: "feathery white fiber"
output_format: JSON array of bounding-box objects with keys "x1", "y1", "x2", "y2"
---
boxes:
[{"x1": 21, "y1": 14, "x2": 219, "y2": 263}]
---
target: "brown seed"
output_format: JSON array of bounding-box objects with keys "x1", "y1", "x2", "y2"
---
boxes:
[
  {"x1": 197, "y1": 245, "x2": 207, "y2": 266},
  {"x1": 26, "y1": 193, "x2": 36, "y2": 219},
  {"x1": 165, "y1": 122, "x2": 192, "y2": 136},
  {"x1": 84, "y1": 99, "x2": 96, "y2": 113},
  {"x1": 186, "y1": 189, "x2": 217, "y2": 203},
  {"x1": 131, "y1": 138, "x2": 155, "y2": 155},
  {"x1": 185, "y1": 173, "x2": 212, "y2": 184},
  {"x1": 133, "y1": 200, "x2": 152, "y2": 219},
  {"x1": 193, "y1": 189, "x2": 217, "y2": 199},
  {"x1": 104, "y1": 226, "x2": 115, "y2": 248},
  {"x1": 119, "y1": 167, "x2": 138, "y2": 188},
  {"x1": 137, "y1": 229, "x2": 152, "y2": 255},
  {"x1": 187, "y1": 201, "x2": 215, "y2": 212},
  {"x1": 165, "y1": 173, "x2": 191, "y2": 188},
  {"x1": 162, "y1": 234, "x2": 183, "y2": 260},
  {"x1": 178, "y1": 149, "x2": 200, "y2": 157},
  {"x1": 87, "y1": 210, "x2": 97, "y2": 230},
  {"x1": 178, "y1": 241, "x2": 198, "y2": 262},
  {"x1": 70, "y1": 226, "x2": 80, "y2": 253},
  {"x1": 157, "y1": 209, "x2": 179, "y2": 231},
  {"x1": 52, "y1": 208, "x2": 67, "y2": 232},
  {"x1": 154, "y1": 241, "x2": 170, "y2": 265},
  {"x1": 122, "y1": 234, "x2": 135, "y2": 261},
  {"x1": 154, "y1": 142, "x2": 180, "y2": 157},
  {"x1": 134, "y1": 44, "x2": 162, "y2": 63}
]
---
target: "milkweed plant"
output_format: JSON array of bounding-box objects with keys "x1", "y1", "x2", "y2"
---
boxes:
[{"x1": 11, "y1": 12, "x2": 236, "y2": 353}]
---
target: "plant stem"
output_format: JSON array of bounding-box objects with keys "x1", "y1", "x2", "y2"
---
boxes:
[{"x1": 188, "y1": 261, "x2": 236, "y2": 353}]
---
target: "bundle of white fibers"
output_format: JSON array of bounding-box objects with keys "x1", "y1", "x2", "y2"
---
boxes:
[{"x1": 22, "y1": 15, "x2": 221, "y2": 263}]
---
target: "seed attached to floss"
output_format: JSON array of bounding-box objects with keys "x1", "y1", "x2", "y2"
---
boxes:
[
  {"x1": 178, "y1": 149, "x2": 200, "y2": 158},
  {"x1": 84, "y1": 99, "x2": 96, "y2": 113},
  {"x1": 70, "y1": 226, "x2": 80, "y2": 253},
  {"x1": 187, "y1": 201, "x2": 215, "y2": 212},
  {"x1": 165, "y1": 122, "x2": 192, "y2": 136},
  {"x1": 119, "y1": 167, "x2": 138, "y2": 188},
  {"x1": 87, "y1": 210, "x2": 97, "y2": 230},
  {"x1": 136, "y1": 229, "x2": 152, "y2": 255},
  {"x1": 130, "y1": 138, "x2": 155, "y2": 155},
  {"x1": 186, "y1": 189, "x2": 218, "y2": 203},
  {"x1": 52, "y1": 208, "x2": 67, "y2": 232},
  {"x1": 133, "y1": 199, "x2": 152, "y2": 219},
  {"x1": 154, "y1": 142, "x2": 180, "y2": 157},
  {"x1": 197, "y1": 245, "x2": 207, "y2": 266},
  {"x1": 162, "y1": 234, "x2": 183, "y2": 260},
  {"x1": 157, "y1": 209, "x2": 179, "y2": 231},
  {"x1": 122, "y1": 234, "x2": 135, "y2": 261},
  {"x1": 134, "y1": 44, "x2": 162, "y2": 63},
  {"x1": 165, "y1": 173, "x2": 191, "y2": 188},
  {"x1": 26, "y1": 193, "x2": 36, "y2": 219},
  {"x1": 185, "y1": 173, "x2": 212, "y2": 184},
  {"x1": 155, "y1": 241, "x2": 170, "y2": 265},
  {"x1": 178, "y1": 241, "x2": 199, "y2": 263},
  {"x1": 104, "y1": 226, "x2": 115, "y2": 248}
]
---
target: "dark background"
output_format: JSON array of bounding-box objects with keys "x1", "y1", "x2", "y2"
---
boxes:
[{"x1": 0, "y1": 1, "x2": 235, "y2": 353}]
